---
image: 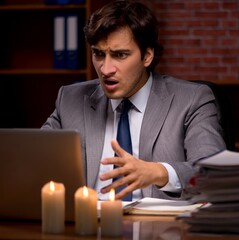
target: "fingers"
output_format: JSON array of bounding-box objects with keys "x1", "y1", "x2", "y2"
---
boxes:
[
  {"x1": 111, "y1": 139, "x2": 128, "y2": 158},
  {"x1": 99, "y1": 139, "x2": 136, "y2": 200},
  {"x1": 100, "y1": 139, "x2": 130, "y2": 167},
  {"x1": 99, "y1": 163, "x2": 126, "y2": 181},
  {"x1": 100, "y1": 176, "x2": 136, "y2": 200}
]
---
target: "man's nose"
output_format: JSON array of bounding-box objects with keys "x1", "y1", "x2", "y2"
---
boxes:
[{"x1": 100, "y1": 56, "x2": 116, "y2": 76}]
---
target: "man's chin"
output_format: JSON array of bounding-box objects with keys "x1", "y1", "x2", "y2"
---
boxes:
[{"x1": 104, "y1": 91, "x2": 124, "y2": 100}]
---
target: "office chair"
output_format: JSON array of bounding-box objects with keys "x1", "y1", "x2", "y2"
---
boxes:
[{"x1": 191, "y1": 80, "x2": 235, "y2": 151}]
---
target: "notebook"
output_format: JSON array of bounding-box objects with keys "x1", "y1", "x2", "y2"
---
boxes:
[{"x1": 0, "y1": 128, "x2": 84, "y2": 221}]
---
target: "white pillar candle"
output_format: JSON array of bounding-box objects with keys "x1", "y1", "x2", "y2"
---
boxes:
[
  {"x1": 75, "y1": 186, "x2": 98, "y2": 235},
  {"x1": 41, "y1": 181, "x2": 65, "y2": 234},
  {"x1": 101, "y1": 189, "x2": 123, "y2": 237}
]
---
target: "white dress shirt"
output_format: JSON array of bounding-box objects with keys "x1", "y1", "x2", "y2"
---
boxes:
[{"x1": 95, "y1": 73, "x2": 182, "y2": 200}]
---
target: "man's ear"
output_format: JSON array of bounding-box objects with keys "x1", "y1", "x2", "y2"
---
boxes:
[{"x1": 143, "y1": 48, "x2": 154, "y2": 67}]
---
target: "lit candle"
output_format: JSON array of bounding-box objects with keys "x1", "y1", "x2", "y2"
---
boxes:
[
  {"x1": 41, "y1": 181, "x2": 65, "y2": 233},
  {"x1": 101, "y1": 189, "x2": 123, "y2": 237},
  {"x1": 74, "y1": 186, "x2": 98, "y2": 235}
]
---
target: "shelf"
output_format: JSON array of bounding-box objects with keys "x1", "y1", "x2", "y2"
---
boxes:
[
  {"x1": 0, "y1": 68, "x2": 88, "y2": 75},
  {"x1": 0, "y1": 4, "x2": 86, "y2": 11}
]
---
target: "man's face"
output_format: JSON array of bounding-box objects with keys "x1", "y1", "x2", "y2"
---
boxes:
[{"x1": 91, "y1": 27, "x2": 154, "y2": 99}]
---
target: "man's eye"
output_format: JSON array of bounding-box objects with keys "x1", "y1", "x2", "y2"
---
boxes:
[
  {"x1": 92, "y1": 50, "x2": 104, "y2": 58},
  {"x1": 113, "y1": 52, "x2": 128, "y2": 59}
]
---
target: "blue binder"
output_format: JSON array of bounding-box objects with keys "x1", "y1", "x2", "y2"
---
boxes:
[
  {"x1": 53, "y1": 15, "x2": 66, "y2": 69},
  {"x1": 66, "y1": 15, "x2": 79, "y2": 69}
]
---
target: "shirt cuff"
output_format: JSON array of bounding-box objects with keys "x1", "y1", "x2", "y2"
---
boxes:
[{"x1": 159, "y1": 162, "x2": 182, "y2": 193}]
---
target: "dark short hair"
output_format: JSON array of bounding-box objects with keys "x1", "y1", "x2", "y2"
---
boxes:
[{"x1": 84, "y1": 0, "x2": 163, "y2": 71}]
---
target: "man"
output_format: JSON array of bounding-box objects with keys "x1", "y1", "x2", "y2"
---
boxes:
[{"x1": 42, "y1": 0, "x2": 226, "y2": 200}]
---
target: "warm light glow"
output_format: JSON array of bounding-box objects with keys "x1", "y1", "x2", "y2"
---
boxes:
[
  {"x1": 50, "y1": 181, "x2": 55, "y2": 192},
  {"x1": 83, "y1": 186, "x2": 89, "y2": 198},
  {"x1": 109, "y1": 189, "x2": 115, "y2": 201}
]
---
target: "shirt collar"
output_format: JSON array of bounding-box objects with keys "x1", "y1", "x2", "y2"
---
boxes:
[{"x1": 111, "y1": 72, "x2": 153, "y2": 112}]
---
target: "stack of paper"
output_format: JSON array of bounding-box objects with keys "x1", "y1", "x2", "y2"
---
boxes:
[
  {"x1": 97, "y1": 198, "x2": 202, "y2": 218},
  {"x1": 123, "y1": 198, "x2": 202, "y2": 216},
  {"x1": 178, "y1": 150, "x2": 239, "y2": 234}
]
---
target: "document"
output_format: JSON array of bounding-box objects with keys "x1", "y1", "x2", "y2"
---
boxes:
[
  {"x1": 123, "y1": 197, "x2": 202, "y2": 216},
  {"x1": 196, "y1": 150, "x2": 239, "y2": 169},
  {"x1": 178, "y1": 150, "x2": 239, "y2": 234},
  {"x1": 191, "y1": 150, "x2": 239, "y2": 203}
]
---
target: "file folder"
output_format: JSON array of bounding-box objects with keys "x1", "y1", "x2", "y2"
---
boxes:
[
  {"x1": 66, "y1": 15, "x2": 79, "y2": 69},
  {"x1": 53, "y1": 15, "x2": 66, "y2": 69}
]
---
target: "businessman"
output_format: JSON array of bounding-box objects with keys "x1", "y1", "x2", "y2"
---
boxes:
[{"x1": 42, "y1": 0, "x2": 226, "y2": 201}]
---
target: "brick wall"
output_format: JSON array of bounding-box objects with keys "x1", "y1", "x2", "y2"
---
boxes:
[{"x1": 138, "y1": 0, "x2": 239, "y2": 84}]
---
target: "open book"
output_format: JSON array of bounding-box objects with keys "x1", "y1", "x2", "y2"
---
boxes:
[{"x1": 123, "y1": 197, "x2": 203, "y2": 216}]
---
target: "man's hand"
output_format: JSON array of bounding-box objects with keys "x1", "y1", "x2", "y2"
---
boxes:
[{"x1": 99, "y1": 139, "x2": 169, "y2": 200}]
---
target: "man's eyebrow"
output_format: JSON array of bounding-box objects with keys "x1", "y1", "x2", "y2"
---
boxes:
[
  {"x1": 91, "y1": 46, "x2": 101, "y2": 51},
  {"x1": 109, "y1": 49, "x2": 131, "y2": 53},
  {"x1": 91, "y1": 46, "x2": 131, "y2": 53}
]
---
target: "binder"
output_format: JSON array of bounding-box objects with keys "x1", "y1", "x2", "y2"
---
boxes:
[
  {"x1": 66, "y1": 15, "x2": 79, "y2": 69},
  {"x1": 53, "y1": 15, "x2": 66, "y2": 69}
]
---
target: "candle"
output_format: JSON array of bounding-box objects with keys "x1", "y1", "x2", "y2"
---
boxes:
[
  {"x1": 74, "y1": 186, "x2": 98, "y2": 235},
  {"x1": 101, "y1": 189, "x2": 123, "y2": 237},
  {"x1": 41, "y1": 181, "x2": 65, "y2": 234}
]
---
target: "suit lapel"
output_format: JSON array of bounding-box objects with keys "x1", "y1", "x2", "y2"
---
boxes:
[
  {"x1": 140, "y1": 75, "x2": 174, "y2": 197},
  {"x1": 84, "y1": 87, "x2": 108, "y2": 188}
]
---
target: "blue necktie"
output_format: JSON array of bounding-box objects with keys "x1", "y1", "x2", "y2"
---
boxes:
[{"x1": 115, "y1": 99, "x2": 133, "y2": 201}]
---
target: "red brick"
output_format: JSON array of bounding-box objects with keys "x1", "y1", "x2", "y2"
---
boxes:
[
  {"x1": 194, "y1": 66, "x2": 228, "y2": 74},
  {"x1": 193, "y1": 29, "x2": 227, "y2": 37},
  {"x1": 202, "y1": 39, "x2": 219, "y2": 46},
  {"x1": 159, "y1": 21, "x2": 184, "y2": 28},
  {"x1": 211, "y1": 48, "x2": 239, "y2": 55},
  {"x1": 221, "y1": 39, "x2": 238, "y2": 46},
  {"x1": 194, "y1": 12, "x2": 228, "y2": 18},
  {"x1": 186, "y1": 2, "x2": 203, "y2": 9},
  {"x1": 165, "y1": 3, "x2": 185, "y2": 10},
  {"x1": 185, "y1": 57, "x2": 201, "y2": 64},
  {"x1": 202, "y1": 20, "x2": 219, "y2": 27},
  {"x1": 222, "y1": 57, "x2": 238, "y2": 65},
  {"x1": 161, "y1": 39, "x2": 201, "y2": 47},
  {"x1": 159, "y1": 11, "x2": 192, "y2": 19},
  {"x1": 160, "y1": 30, "x2": 190, "y2": 37},
  {"x1": 203, "y1": 2, "x2": 220, "y2": 9},
  {"x1": 231, "y1": 12, "x2": 239, "y2": 18},
  {"x1": 139, "y1": 0, "x2": 238, "y2": 82},
  {"x1": 177, "y1": 48, "x2": 208, "y2": 55},
  {"x1": 222, "y1": 2, "x2": 239, "y2": 9},
  {"x1": 229, "y1": 30, "x2": 239, "y2": 36},
  {"x1": 159, "y1": 65, "x2": 191, "y2": 75},
  {"x1": 203, "y1": 57, "x2": 219, "y2": 64}
]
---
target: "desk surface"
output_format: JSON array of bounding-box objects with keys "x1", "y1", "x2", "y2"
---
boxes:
[{"x1": 0, "y1": 216, "x2": 238, "y2": 240}]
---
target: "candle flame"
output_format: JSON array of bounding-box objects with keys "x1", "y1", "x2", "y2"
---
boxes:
[
  {"x1": 83, "y1": 186, "x2": 88, "y2": 197},
  {"x1": 49, "y1": 181, "x2": 55, "y2": 192},
  {"x1": 109, "y1": 188, "x2": 115, "y2": 201}
]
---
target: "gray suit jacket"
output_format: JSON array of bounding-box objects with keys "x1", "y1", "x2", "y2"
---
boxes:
[{"x1": 42, "y1": 73, "x2": 226, "y2": 199}]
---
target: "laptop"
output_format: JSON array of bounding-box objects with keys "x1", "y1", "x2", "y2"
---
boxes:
[{"x1": 0, "y1": 128, "x2": 84, "y2": 222}]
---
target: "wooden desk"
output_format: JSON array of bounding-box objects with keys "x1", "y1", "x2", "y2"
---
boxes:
[{"x1": 0, "y1": 216, "x2": 238, "y2": 240}]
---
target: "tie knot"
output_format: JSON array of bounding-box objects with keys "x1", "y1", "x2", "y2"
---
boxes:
[{"x1": 121, "y1": 99, "x2": 132, "y2": 114}]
